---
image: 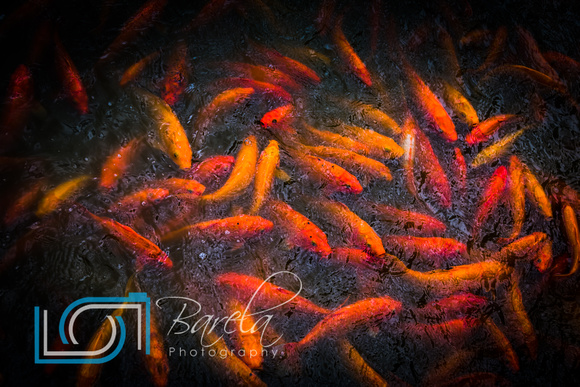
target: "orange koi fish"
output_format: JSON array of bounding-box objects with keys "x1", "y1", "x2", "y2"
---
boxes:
[
  {"x1": 160, "y1": 41, "x2": 190, "y2": 106},
  {"x1": 0, "y1": 64, "x2": 34, "y2": 152},
  {"x1": 556, "y1": 204, "x2": 580, "y2": 277},
  {"x1": 452, "y1": 147, "x2": 467, "y2": 195},
  {"x1": 534, "y1": 239, "x2": 553, "y2": 273},
  {"x1": 36, "y1": 175, "x2": 91, "y2": 217},
  {"x1": 3, "y1": 179, "x2": 45, "y2": 226},
  {"x1": 119, "y1": 51, "x2": 159, "y2": 86},
  {"x1": 329, "y1": 248, "x2": 385, "y2": 271},
  {"x1": 259, "y1": 104, "x2": 294, "y2": 128},
  {"x1": 331, "y1": 17, "x2": 372, "y2": 87},
  {"x1": 472, "y1": 166, "x2": 507, "y2": 237},
  {"x1": 102, "y1": 0, "x2": 168, "y2": 60},
  {"x1": 340, "y1": 125, "x2": 403, "y2": 159},
  {"x1": 441, "y1": 81, "x2": 479, "y2": 126},
  {"x1": 483, "y1": 320, "x2": 520, "y2": 372},
  {"x1": 265, "y1": 200, "x2": 331, "y2": 258},
  {"x1": 135, "y1": 88, "x2": 192, "y2": 169},
  {"x1": 413, "y1": 293, "x2": 488, "y2": 322},
  {"x1": 193, "y1": 87, "x2": 255, "y2": 150},
  {"x1": 471, "y1": 128, "x2": 526, "y2": 168},
  {"x1": 311, "y1": 198, "x2": 385, "y2": 257},
  {"x1": 476, "y1": 26, "x2": 508, "y2": 73},
  {"x1": 87, "y1": 211, "x2": 172, "y2": 270},
  {"x1": 382, "y1": 236, "x2": 468, "y2": 269},
  {"x1": 484, "y1": 65, "x2": 566, "y2": 93},
  {"x1": 401, "y1": 114, "x2": 418, "y2": 199},
  {"x1": 159, "y1": 178, "x2": 205, "y2": 198},
  {"x1": 221, "y1": 62, "x2": 301, "y2": 92},
  {"x1": 286, "y1": 148, "x2": 363, "y2": 195},
  {"x1": 216, "y1": 272, "x2": 330, "y2": 315},
  {"x1": 300, "y1": 122, "x2": 370, "y2": 155},
  {"x1": 414, "y1": 124, "x2": 452, "y2": 208},
  {"x1": 283, "y1": 296, "x2": 402, "y2": 355},
  {"x1": 304, "y1": 145, "x2": 392, "y2": 184},
  {"x1": 214, "y1": 78, "x2": 292, "y2": 104},
  {"x1": 184, "y1": 155, "x2": 235, "y2": 188},
  {"x1": 336, "y1": 339, "x2": 389, "y2": 387},
  {"x1": 514, "y1": 26, "x2": 561, "y2": 82},
  {"x1": 110, "y1": 188, "x2": 171, "y2": 213},
  {"x1": 499, "y1": 156, "x2": 525, "y2": 243},
  {"x1": 465, "y1": 114, "x2": 520, "y2": 145},
  {"x1": 100, "y1": 137, "x2": 143, "y2": 189},
  {"x1": 400, "y1": 318, "x2": 481, "y2": 348},
  {"x1": 494, "y1": 232, "x2": 548, "y2": 263},
  {"x1": 339, "y1": 100, "x2": 402, "y2": 137},
  {"x1": 403, "y1": 61, "x2": 457, "y2": 142},
  {"x1": 201, "y1": 135, "x2": 258, "y2": 203},
  {"x1": 161, "y1": 215, "x2": 273, "y2": 243},
  {"x1": 503, "y1": 278, "x2": 537, "y2": 359},
  {"x1": 248, "y1": 140, "x2": 279, "y2": 215},
  {"x1": 358, "y1": 200, "x2": 447, "y2": 236},
  {"x1": 521, "y1": 163, "x2": 552, "y2": 218},
  {"x1": 201, "y1": 330, "x2": 267, "y2": 387},
  {"x1": 226, "y1": 298, "x2": 263, "y2": 370},
  {"x1": 248, "y1": 43, "x2": 321, "y2": 85},
  {"x1": 54, "y1": 32, "x2": 89, "y2": 115}
]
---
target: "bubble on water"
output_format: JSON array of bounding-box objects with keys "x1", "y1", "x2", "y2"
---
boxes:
[{"x1": 199, "y1": 252, "x2": 207, "y2": 259}]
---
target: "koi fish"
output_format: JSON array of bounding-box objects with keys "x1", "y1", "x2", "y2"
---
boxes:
[
  {"x1": 514, "y1": 26, "x2": 561, "y2": 83},
  {"x1": 403, "y1": 61, "x2": 457, "y2": 142},
  {"x1": 382, "y1": 236, "x2": 468, "y2": 269},
  {"x1": 213, "y1": 78, "x2": 292, "y2": 104},
  {"x1": 220, "y1": 62, "x2": 301, "y2": 92},
  {"x1": 345, "y1": 102, "x2": 402, "y2": 137},
  {"x1": 36, "y1": 175, "x2": 91, "y2": 217},
  {"x1": 358, "y1": 200, "x2": 447, "y2": 236},
  {"x1": 54, "y1": 32, "x2": 89, "y2": 115},
  {"x1": 472, "y1": 166, "x2": 507, "y2": 237},
  {"x1": 304, "y1": 145, "x2": 392, "y2": 183},
  {"x1": 329, "y1": 247, "x2": 385, "y2": 271},
  {"x1": 401, "y1": 114, "x2": 418, "y2": 199},
  {"x1": 521, "y1": 163, "x2": 552, "y2": 218},
  {"x1": 102, "y1": 0, "x2": 168, "y2": 60},
  {"x1": 331, "y1": 16, "x2": 372, "y2": 86},
  {"x1": 226, "y1": 298, "x2": 263, "y2": 370},
  {"x1": 259, "y1": 104, "x2": 294, "y2": 128},
  {"x1": 265, "y1": 200, "x2": 331, "y2": 258},
  {"x1": 494, "y1": 232, "x2": 548, "y2": 263},
  {"x1": 0, "y1": 64, "x2": 34, "y2": 152},
  {"x1": 248, "y1": 42, "x2": 321, "y2": 85},
  {"x1": 201, "y1": 135, "x2": 258, "y2": 203},
  {"x1": 534, "y1": 239, "x2": 553, "y2": 273},
  {"x1": 192, "y1": 87, "x2": 255, "y2": 150},
  {"x1": 471, "y1": 128, "x2": 525, "y2": 168},
  {"x1": 159, "y1": 178, "x2": 205, "y2": 198},
  {"x1": 340, "y1": 125, "x2": 403, "y2": 159},
  {"x1": 283, "y1": 296, "x2": 402, "y2": 355},
  {"x1": 441, "y1": 81, "x2": 479, "y2": 126},
  {"x1": 300, "y1": 122, "x2": 370, "y2": 155},
  {"x1": 413, "y1": 293, "x2": 488, "y2": 322},
  {"x1": 483, "y1": 319, "x2": 520, "y2": 372},
  {"x1": 459, "y1": 29, "x2": 493, "y2": 48},
  {"x1": 184, "y1": 155, "x2": 235, "y2": 188},
  {"x1": 87, "y1": 210, "x2": 172, "y2": 270},
  {"x1": 503, "y1": 278, "x2": 537, "y2": 359},
  {"x1": 556, "y1": 204, "x2": 580, "y2": 277},
  {"x1": 482, "y1": 65, "x2": 566, "y2": 93},
  {"x1": 452, "y1": 147, "x2": 467, "y2": 195},
  {"x1": 476, "y1": 26, "x2": 508, "y2": 74},
  {"x1": 499, "y1": 156, "x2": 525, "y2": 244},
  {"x1": 465, "y1": 114, "x2": 520, "y2": 145},
  {"x1": 134, "y1": 88, "x2": 192, "y2": 169},
  {"x1": 119, "y1": 51, "x2": 159, "y2": 86},
  {"x1": 310, "y1": 198, "x2": 385, "y2": 257},
  {"x1": 110, "y1": 188, "x2": 171, "y2": 213},
  {"x1": 3, "y1": 178, "x2": 45, "y2": 226},
  {"x1": 248, "y1": 140, "x2": 280, "y2": 215},
  {"x1": 336, "y1": 339, "x2": 389, "y2": 387},
  {"x1": 160, "y1": 41, "x2": 190, "y2": 106},
  {"x1": 100, "y1": 137, "x2": 143, "y2": 189},
  {"x1": 216, "y1": 272, "x2": 330, "y2": 315},
  {"x1": 161, "y1": 214, "x2": 273, "y2": 243},
  {"x1": 414, "y1": 124, "x2": 452, "y2": 208},
  {"x1": 286, "y1": 148, "x2": 363, "y2": 195}
]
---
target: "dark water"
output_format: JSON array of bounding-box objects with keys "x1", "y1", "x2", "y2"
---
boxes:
[{"x1": 1, "y1": 0, "x2": 580, "y2": 385}]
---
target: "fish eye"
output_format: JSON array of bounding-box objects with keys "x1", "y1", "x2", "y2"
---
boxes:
[
  {"x1": 311, "y1": 241, "x2": 317, "y2": 247},
  {"x1": 173, "y1": 152, "x2": 179, "y2": 158}
]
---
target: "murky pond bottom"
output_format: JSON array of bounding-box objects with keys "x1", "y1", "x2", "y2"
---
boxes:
[{"x1": 1, "y1": 0, "x2": 580, "y2": 386}]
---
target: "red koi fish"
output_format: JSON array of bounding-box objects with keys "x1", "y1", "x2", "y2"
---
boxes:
[
  {"x1": 465, "y1": 114, "x2": 521, "y2": 145},
  {"x1": 265, "y1": 200, "x2": 331, "y2": 258},
  {"x1": 184, "y1": 155, "x2": 235, "y2": 189},
  {"x1": 248, "y1": 43, "x2": 321, "y2": 85},
  {"x1": 214, "y1": 78, "x2": 292, "y2": 104},
  {"x1": 54, "y1": 32, "x2": 89, "y2": 114},
  {"x1": 161, "y1": 215, "x2": 273, "y2": 243},
  {"x1": 0, "y1": 64, "x2": 34, "y2": 152},
  {"x1": 358, "y1": 200, "x2": 447, "y2": 236},
  {"x1": 452, "y1": 147, "x2": 467, "y2": 195},
  {"x1": 119, "y1": 51, "x2": 159, "y2": 86},
  {"x1": 329, "y1": 247, "x2": 385, "y2": 271},
  {"x1": 499, "y1": 156, "x2": 525, "y2": 244},
  {"x1": 216, "y1": 272, "x2": 330, "y2": 315},
  {"x1": 259, "y1": 104, "x2": 294, "y2": 128},
  {"x1": 556, "y1": 204, "x2": 580, "y2": 277},
  {"x1": 413, "y1": 293, "x2": 488, "y2": 322},
  {"x1": 472, "y1": 166, "x2": 508, "y2": 237},
  {"x1": 87, "y1": 211, "x2": 172, "y2": 270},
  {"x1": 220, "y1": 62, "x2": 301, "y2": 92},
  {"x1": 160, "y1": 41, "x2": 190, "y2": 106},
  {"x1": 382, "y1": 236, "x2": 468, "y2": 269}
]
